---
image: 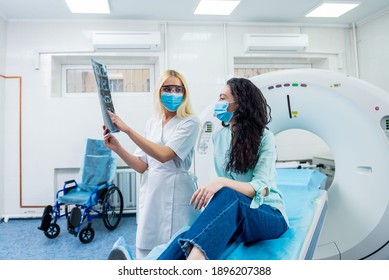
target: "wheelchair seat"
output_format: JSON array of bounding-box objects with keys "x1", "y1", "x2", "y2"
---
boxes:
[{"x1": 38, "y1": 138, "x2": 124, "y2": 244}]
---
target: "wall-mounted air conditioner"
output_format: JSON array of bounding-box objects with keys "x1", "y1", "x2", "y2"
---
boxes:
[
  {"x1": 244, "y1": 34, "x2": 309, "y2": 52},
  {"x1": 92, "y1": 31, "x2": 161, "y2": 51}
]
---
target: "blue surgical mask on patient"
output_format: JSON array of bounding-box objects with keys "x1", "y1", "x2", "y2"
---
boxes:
[
  {"x1": 161, "y1": 92, "x2": 184, "y2": 112},
  {"x1": 214, "y1": 100, "x2": 236, "y2": 123}
]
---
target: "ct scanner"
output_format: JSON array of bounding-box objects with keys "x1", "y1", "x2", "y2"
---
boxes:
[{"x1": 193, "y1": 69, "x2": 389, "y2": 260}]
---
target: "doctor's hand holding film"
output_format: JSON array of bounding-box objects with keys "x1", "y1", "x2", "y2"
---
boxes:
[
  {"x1": 107, "y1": 111, "x2": 131, "y2": 133},
  {"x1": 103, "y1": 112, "x2": 128, "y2": 150},
  {"x1": 103, "y1": 125, "x2": 121, "y2": 151},
  {"x1": 103, "y1": 111, "x2": 131, "y2": 152}
]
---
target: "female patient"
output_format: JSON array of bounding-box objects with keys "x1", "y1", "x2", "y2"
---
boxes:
[
  {"x1": 157, "y1": 77, "x2": 289, "y2": 260},
  {"x1": 108, "y1": 77, "x2": 288, "y2": 260}
]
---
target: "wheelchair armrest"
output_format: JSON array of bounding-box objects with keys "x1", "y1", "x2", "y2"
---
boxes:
[
  {"x1": 63, "y1": 180, "x2": 78, "y2": 195},
  {"x1": 64, "y1": 179, "x2": 77, "y2": 185}
]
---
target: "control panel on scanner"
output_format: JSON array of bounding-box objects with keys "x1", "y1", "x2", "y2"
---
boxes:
[{"x1": 197, "y1": 121, "x2": 214, "y2": 155}]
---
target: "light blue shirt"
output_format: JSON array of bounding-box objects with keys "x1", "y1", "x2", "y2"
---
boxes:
[{"x1": 213, "y1": 126, "x2": 289, "y2": 225}]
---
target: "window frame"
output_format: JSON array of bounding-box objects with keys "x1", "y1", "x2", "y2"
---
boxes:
[{"x1": 61, "y1": 64, "x2": 155, "y2": 97}]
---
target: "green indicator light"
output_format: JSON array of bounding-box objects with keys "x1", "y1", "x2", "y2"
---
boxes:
[{"x1": 292, "y1": 83, "x2": 299, "y2": 87}]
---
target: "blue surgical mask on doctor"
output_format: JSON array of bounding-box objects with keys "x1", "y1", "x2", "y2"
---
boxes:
[
  {"x1": 161, "y1": 92, "x2": 184, "y2": 112},
  {"x1": 160, "y1": 84, "x2": 184, "y2": 112},
  {"x1": 214, "y1": 100, "x2": 236, "y2": 123}
]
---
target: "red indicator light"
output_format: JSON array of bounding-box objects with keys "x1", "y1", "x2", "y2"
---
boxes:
[
  {"x1": 375, "y1": 106, "x2": 380, "y2": 111},
  {"x1": 301, "y1": 84, "x2": 307, "y2": 87},
  {"x1": 284, "y1": 83, "x2": 290, "y2": 87}
]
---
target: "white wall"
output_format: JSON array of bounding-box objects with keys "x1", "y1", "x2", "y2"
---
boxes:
[
  {"x1": 357, "y1": 11, "x2": 389, "y2": 92},
  {"x1": 3, "y1": 20, "x2": 162, "y2": 215},
  {"x1": 166, "y1": 23, "x2": 227, "y2": 118},
  {"x1": 2, "y1": 19, "x2": 357, "y2": 216},
  {"x1": 0, "y1": 17, "x2": 7, "y2": 218}
]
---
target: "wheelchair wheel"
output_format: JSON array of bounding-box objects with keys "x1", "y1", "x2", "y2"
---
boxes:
[
  {"x1": 79, "y1": 226, "x2": 95, "y2": 244},
  {"x1": 102, "y1": 186, "x2": 123, "y2": 230},
  {"x1": 44, "y1": 223, "x2": 60, "y2": 239}
]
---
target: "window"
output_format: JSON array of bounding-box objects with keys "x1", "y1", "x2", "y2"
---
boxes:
[
  {"x1": 234, "y1": 67, "x2": 288, "y2": 78},
  {"x1": 234, "y1": 64, "x2": 311, "y2": 78},
  {"x1": 233, "y1": 56, "x2": 315, "y2": 79},
  {"x1": 62, "y1": 65, "x2": 153, "y2": 96},
  {"x1": 109, "y1": 78, "x2": 124, "y2": 93}
]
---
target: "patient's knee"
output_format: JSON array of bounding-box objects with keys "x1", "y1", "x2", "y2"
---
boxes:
[{"x1": 216, "y1": 187, "x2": 240, "y2": 200}]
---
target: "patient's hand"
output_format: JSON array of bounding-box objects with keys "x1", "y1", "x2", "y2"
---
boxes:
[{"x1": 190, "y1": 179, "x2": 223, "y2": 210}]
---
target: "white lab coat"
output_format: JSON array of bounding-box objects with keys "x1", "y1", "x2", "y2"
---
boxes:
[{"x1": 134, "y1": 115, "x2": 201, "y2": 252}]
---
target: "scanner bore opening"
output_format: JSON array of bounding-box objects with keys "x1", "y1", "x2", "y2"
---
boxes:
[{"x1": 275, "y1": 128, "x2": 334, "y2": 190}]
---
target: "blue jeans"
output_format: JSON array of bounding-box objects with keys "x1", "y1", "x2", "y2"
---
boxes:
[{"x1": 157, "y1": 188, "x2": 288, "y2": 260}]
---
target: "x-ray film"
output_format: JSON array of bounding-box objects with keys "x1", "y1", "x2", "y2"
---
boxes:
[{"x1": 91, "y1": 59, "x2": 119, "y2": 133}]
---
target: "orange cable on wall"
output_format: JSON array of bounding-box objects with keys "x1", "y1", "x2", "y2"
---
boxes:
[{"x1": 1, "y1": 74, "x2": 43, "y2": 208}]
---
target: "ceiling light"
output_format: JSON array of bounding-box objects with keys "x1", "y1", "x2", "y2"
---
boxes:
[
  {"x1": 65, "y1": 0, "x2": 110, "y2": 14},
  {"x1": 305, "y1": 2, "x2": 360, "y2": 18},
  {"x1": 194, "y1": 0, "x2": 241, "y2": 16}
]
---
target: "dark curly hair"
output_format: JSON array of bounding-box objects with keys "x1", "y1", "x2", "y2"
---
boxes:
[{"x1": 224, "y1": 77, "x2": 272, "y2": 174}]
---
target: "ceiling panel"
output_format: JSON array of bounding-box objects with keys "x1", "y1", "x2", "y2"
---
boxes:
[{"x1": 0, "y1": 0, "x2": 388, "y2": 26}]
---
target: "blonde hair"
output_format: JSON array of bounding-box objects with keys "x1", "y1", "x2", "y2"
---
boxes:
[{"x1": 154, "y1": 70, "x2": 194, "y2": 119}]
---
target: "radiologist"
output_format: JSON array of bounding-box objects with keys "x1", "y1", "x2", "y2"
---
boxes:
[{"x1": 103, "y1": 70, "x2": 201, "y2": 258}]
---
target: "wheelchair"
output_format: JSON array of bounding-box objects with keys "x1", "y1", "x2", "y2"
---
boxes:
[{"x1": 38, "y1": 138, "x2": 124, "y2": 244}]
